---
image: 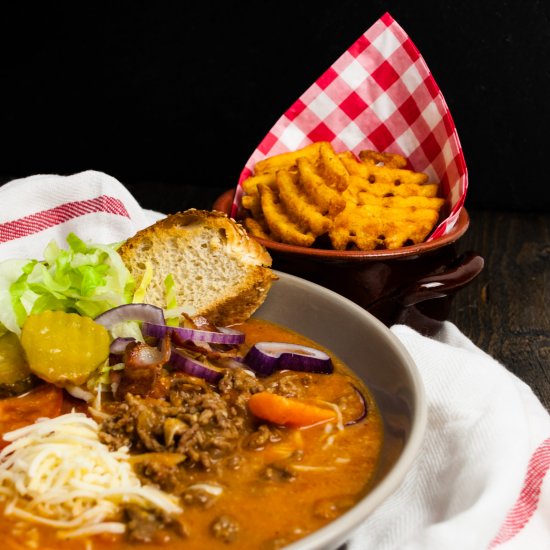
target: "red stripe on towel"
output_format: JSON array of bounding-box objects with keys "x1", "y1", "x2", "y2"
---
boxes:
[
  {"x1": 489, "y1": 437, "x2": 550, "y2": 547},
  {"x1": 0, "y1": 196, "x2": 130, "y2": 243}
]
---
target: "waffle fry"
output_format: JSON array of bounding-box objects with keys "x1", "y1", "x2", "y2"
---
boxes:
[
  {"x1": 239, "y1": 142, "x2": 445, "y2": 250},
  {"x1": 329, "y1": 202, "x2": 441, "y2": 250},
  {"x1": 242, "y1": 216, "x2": 271, "y2": 240},
  {"x1": 345, "y1": 175, "x2": 439, "y2": 200},
  {"x1": 318, "y1": 141, "x2": 349, "y2": 191},
  {"x1": 276, "y1": 169, "x2": 332, "y2": 236},
  {"x1": 258, "y1": 183, "x2": 315, "y2": 247},
  {"x1": 358, "y1": 149, "x2": 408, "y2": 168},
  {"x1": 296, "y1": 157, "x2": 346, "y2": 217},
  {"x1": 254, "y1": 142, "x2": 324, "y2": 175},
  {"x1": 339, "y1": 153, "x2": 429, "y2": 185}
]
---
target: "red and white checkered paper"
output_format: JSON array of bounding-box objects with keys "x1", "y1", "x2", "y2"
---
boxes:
[{"x1": 231, "y1": 12, "x2": 467, "y2": 241}]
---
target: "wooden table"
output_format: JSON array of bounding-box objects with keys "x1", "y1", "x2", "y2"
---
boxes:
[{"x1": 446, "y1": 209, "x2": 550, "y2": 411}]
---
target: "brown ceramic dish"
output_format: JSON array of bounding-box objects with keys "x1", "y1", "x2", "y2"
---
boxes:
[{"x1": 213, "y1": 189, "x2": 484, "y2": 335}]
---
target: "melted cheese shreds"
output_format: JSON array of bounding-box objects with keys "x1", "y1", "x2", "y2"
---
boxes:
[
  {"x1": 0, "y1": 412, "x2": 182, "y2": 539},
  {"x1": 326, "y1": 401, "x2": 344, "y2": 432},
  {"x1": 291, "y1": 464, "x2": 337, "y2": 472},
  {"x1": 187, "y1": 483, "x2": 223, "y2": 496}
]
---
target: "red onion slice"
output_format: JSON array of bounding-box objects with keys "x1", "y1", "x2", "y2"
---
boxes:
[
  {"x1": 169, "y1": 349, "x2": 224, "y2": 383},
  {"x1": 94, "y1": 304, "x2": 165, "y2": 329},
  {"x1": 345, "y1": 385, "x2": 368, "y2": 426},
  {"x1": 242, "y1": 344, "x2": 279, "y2": 376},
  {"x1": 110, "y1": 337, "x2": 136, "y2": 355},
  {"x1": 244, "y1": 342, "x2": 334, "y2": 376},
  {"x1": 142, "y1": 322, "x2": 245, "y2": 345},
  {"x1": 217, "y1": 327, "x2": 247, "y2": 343}
]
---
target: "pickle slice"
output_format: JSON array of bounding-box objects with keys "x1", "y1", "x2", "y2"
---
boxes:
[
  {"x1": 21, "y1": 310, "x2": 110, "y2": 386},
  {"x1": 0, "y1": 332, "x2": 36, "y2": 397}
]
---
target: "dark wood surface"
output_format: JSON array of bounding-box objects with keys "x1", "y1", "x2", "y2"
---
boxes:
[
  {"x1": 123, "y1": 184, "x2": 550, "y2": 411},
  {"x1": 446, "y1": 209, "x2": 550, "y2": 411}
]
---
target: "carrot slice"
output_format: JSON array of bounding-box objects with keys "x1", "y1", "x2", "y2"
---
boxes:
[
  {"x1": 248, "y1": 391, "x2": 337, "y2": 428},
  {"x1": 0, "y1": 384, "x2": 63, "y2": 448}
]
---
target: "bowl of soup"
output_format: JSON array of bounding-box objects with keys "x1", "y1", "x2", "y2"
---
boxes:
[{"x1": 0, "y1": 271, "x2": 425, "y2": 550}]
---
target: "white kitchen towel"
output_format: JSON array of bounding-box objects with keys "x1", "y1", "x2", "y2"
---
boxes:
[
  {"x1": 348, "y1": 323, "x2": 550, "y2": 550},
  {"x1": 1, "y1": 171, "x2": 549, "y2": 549},
  {"x1": 0, "y1": 170, "x2": 163, "y2": 259}
]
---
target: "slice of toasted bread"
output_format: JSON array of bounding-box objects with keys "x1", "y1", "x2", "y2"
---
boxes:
[{"x1": 118, "y1": 209, "x2": 278, "y2": 326}]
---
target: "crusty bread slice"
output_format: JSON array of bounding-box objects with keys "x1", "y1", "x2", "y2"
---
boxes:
[{"x1": 118, "y1": 209, "x2": 278, "y2": 326}]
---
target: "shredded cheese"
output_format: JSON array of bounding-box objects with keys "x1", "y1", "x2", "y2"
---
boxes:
[
  {"x1": 291, "y1": 465, "x2": 337, "y2": 472},
  {"x1": 0, "y1": 412, "x2": 182, "y2": 540},
  {"x1": 187, "y1": 483, "x2": 223, "y2": 496},
  {"x1": 326, "y1": 401, "x2": 345, "y2": 432},
  {"x1": 319, "y1": 402, "x2": 344, "y2": 450}
]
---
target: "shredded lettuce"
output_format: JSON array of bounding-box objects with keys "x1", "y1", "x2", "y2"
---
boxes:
[
  {"x1": 87, "y1": 361, "x2": 125, "y2": 390},
  {"x1": 109, "y1": 320, "x2": 144, "y2": 342},
  {"x1": 133, "y1": 260, "x2": 153, "y2": 303},
  {"x1": 0, "y1": 259, "x2": 31, "y2": 335},
  {"x1": 163, "y1": 273, "x2": 179, "y2": 326},
  {"x1": 0, "y1": 233, "x2": 135, "y2": 335}
]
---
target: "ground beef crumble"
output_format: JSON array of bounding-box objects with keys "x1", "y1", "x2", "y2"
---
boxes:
[
  {"x1": 99, "y1": 369, "x2": 265, "y2": 471},
  {"x1": 97, "y1": 366, "x2": 317, "y2": 543}
]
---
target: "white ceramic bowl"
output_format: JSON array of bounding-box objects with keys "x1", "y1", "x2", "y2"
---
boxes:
[{"x1": 253, "y1": 271, "x2": 427, "y2": 550}]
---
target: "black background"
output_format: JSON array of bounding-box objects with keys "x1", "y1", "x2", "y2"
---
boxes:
[{"x1": 1, "y1": 1, "x2": 549, "y2": 212}]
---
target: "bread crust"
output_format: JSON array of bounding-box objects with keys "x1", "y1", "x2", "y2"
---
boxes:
[{"x1": 118, "y1": 209, "x2": 277, "y2": 326}]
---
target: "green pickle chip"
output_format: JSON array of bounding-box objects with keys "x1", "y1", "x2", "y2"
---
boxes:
[{"x1": 21, "y1": 310, "x2": 110, "y2": 386}]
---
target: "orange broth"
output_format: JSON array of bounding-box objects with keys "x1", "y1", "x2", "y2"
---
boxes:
[{"x1": 0, "y1": 318, "x2": 383, "y2": 550}]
